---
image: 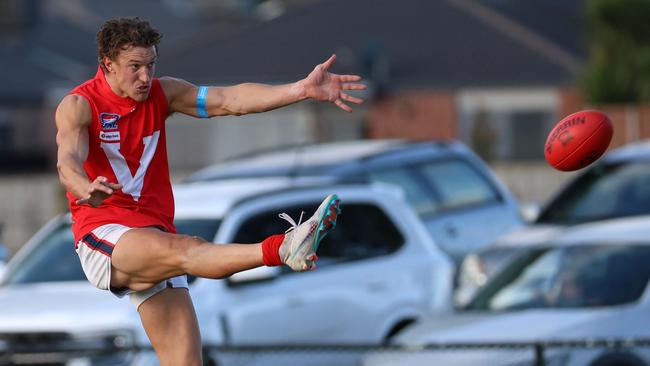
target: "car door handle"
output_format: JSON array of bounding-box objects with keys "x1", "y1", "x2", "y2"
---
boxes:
[{"x1": 445, "y1": 224, "x2": 458, "y2": 238}]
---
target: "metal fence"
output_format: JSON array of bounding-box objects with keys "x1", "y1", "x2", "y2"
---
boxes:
[{"x1": 3, "y1": 338, "x2": 650, "y2": 366}]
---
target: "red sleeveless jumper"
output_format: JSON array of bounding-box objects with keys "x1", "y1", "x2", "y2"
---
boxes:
[{"x1": 67, "y1": 67, "x2": 176, "y2": 242}]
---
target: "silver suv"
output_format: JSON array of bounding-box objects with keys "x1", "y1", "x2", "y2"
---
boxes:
[{"x1": 186, "y1": 139, "x2": 524, "y2": 263}]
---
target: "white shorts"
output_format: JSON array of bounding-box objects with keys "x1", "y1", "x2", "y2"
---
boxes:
[{"x1": 75, "y1": 223, "x2": 188, "y2": 309}]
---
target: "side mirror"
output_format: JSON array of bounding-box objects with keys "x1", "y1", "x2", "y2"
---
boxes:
[
  {"x1": 519, "y1": 202, "x2": 541, "y2": 223},
  {"x1": 227, "y1": 266, "x2": 281, "y2": 286}
]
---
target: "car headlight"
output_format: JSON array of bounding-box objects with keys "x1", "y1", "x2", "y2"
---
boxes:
[
  {"x1": 1, "y1": 330, "x2": 136, "y2": 366},
  {"x1": 67, "y1": 330, "x2": 134, "y2": 350},
  {"x1": 65, "y1": 330, "x2": 135, "y2": 366}
]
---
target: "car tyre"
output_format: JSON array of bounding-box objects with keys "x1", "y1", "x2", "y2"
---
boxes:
[{"x1": 383, "y1": 318, "x2": 417, "y2": 344}]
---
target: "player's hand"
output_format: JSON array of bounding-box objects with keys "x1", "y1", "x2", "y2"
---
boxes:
[
  {"x1": 76, "y1": 176, "x2": 122, "y2": 207},
  {"x1": 302, "y1": 54, "x2": 366, "y2": 112}
]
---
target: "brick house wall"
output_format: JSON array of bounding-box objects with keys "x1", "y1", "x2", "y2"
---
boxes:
[
  {"x1": 366, "y1": 91, "x2": 457, "y2": 141},
  {"x1": 558, "y1": 87, "x2": 650, "y2": 150}
]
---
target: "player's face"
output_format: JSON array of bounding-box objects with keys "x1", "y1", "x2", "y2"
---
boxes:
[{"x1": 106, "y1": 45, "x2": 157, "y2": 102}]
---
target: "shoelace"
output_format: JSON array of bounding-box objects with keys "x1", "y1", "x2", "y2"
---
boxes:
[
  {"x1": 278, "y1": 211, "x2": 305, "y2": 234},
  {"x1": 279, "y1": 211, "x2": 306, "y2": 254}
]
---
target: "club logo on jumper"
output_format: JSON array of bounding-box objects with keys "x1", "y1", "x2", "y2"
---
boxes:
[
  {"x1": 100, "y1": 113, "x2": 120, "y2": 130},
  {"x1": 99, "y1": 130, "x2": 120, "y2": 142}
]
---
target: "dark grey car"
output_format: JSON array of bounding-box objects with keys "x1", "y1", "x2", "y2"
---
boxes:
[{"x1": 458, "y1": 139, "x2": 650, "y2": 305}]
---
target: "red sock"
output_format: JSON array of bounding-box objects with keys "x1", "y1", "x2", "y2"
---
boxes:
[{"x1": 261, "y1": 234, "x2": 285, "y2": 266}]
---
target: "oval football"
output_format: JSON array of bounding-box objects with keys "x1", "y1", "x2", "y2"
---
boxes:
[{"x1": 544, "y1": 110, "x2": 613, "y2": 171}]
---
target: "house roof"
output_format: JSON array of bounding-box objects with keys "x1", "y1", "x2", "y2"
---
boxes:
[
  {"x1": 481, "y1": 0, "x2": 586, "y2": 60},
  {"x1": 0, "y1": 20, "x2": 96, "y2": 104},
  {"x1": 1, "y1": 0, "x2": 587, "y2": 104},
  {"x1": 160, "y1": 0, "x2": 585, "y2": 90},
  {"x1": 0, "y1": 0, "x2": 253, "y2": 103}
]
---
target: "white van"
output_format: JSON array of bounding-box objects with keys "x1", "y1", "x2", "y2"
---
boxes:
[{"x1": 0, "y1": 181, "x2": 454, "y2": 365}]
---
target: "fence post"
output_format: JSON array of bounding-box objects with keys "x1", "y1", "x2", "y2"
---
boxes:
[{"x1": 534, "y1": 342, "x2": 545, "y2": 366}]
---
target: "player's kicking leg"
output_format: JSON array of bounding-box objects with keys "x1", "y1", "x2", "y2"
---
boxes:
[
  {"x1": 110, "y1": 194, "x2": 342, "y2": 290},
  {"x1": 104, "y1": 194, "x2": 340, "y2": 364}
]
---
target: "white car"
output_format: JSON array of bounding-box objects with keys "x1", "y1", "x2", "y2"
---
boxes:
[
  {"x1": 364, "y1": 215, "x2": 650, "y2": 366},
  {"x1": 0, "y1": 180, "x2": 454, "y2": 365}
]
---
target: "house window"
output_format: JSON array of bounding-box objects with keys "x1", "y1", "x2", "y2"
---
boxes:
[
  {"x1": 457, "y1": 88, "x2": 558, "y2": 162},
  {"x1": 510, "y1": 110, "x2": 555, "y2": 160}
]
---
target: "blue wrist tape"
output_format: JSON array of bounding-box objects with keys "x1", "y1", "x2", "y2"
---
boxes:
[{"x1": 197, "y1": 86, "x2": 208, "y2": 118}]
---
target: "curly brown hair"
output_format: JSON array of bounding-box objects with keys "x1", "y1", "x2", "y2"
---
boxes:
[{"x1": 96, "y1": 17, "x2": 162, "y2": 71}]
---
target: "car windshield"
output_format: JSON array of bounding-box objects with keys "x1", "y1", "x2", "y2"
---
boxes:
[
  {"x1": 467, "y1": 244, "x2": 650, "y2": 311},
  {"x1": 4, "y1": 222, "x2": 84, "y2": 285},
  {"x1": 455, "y1": 246, "x2": 530, "y2": 307},
  {"x1": 538, "y1": 161, "x2": 650, "y2": 224},
  {"x1": 3, "y1": 218, "x2": 220, "y2": 286}
]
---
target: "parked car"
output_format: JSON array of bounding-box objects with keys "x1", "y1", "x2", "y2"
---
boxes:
[
  {"x1": 456, "y1": 140, "x2": 650, "y2": 306},
  {"x1": 0, "y1": 180, "x2": 454, "y2": 366},
  {"x1": 186, "y1": 139, "x2": 524, "y2": 263},
  {"x1": 364, "y1": 215, "x2": 650, "y2": 366}
]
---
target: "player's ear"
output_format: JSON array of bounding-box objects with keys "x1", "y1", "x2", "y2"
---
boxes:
[{"x1": 103, "y1": 57, "x2": 114, "y2": 73}]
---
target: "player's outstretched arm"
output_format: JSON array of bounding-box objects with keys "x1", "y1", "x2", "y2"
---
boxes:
[
  {"x1": 160, "y1": 54, "x2": 366, "y2": 118},
  {"x1": 55, "y1": 95, "x2": 121, "y2": 207}
]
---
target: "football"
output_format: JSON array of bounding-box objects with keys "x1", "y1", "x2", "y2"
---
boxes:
[{"x1": 544, "y1": 110, "x2": 613, "y2": 171}]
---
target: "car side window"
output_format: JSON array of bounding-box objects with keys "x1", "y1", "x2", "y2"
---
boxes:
[
  {"x1": 368, "y1": 168, "x2": 440, "y2": 216},
  {"x1": 418, "y1": 159, "x2": 499, "y2": 211},
  {"x1": 232, "y1": 202, "x2": 404, "y2": 271}
]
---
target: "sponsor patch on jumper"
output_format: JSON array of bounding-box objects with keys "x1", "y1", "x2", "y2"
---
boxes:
[
  {"x1": 100, "y1": 113, "x2": 120, "y2": 130},
  {"x1": 99, "y1": 130, "x2": 120, "y2": 142}
]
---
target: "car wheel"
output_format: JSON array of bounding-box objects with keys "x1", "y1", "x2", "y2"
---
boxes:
[{"x1": 383, "y1": 318, "x2": 417, "y2": 344}]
